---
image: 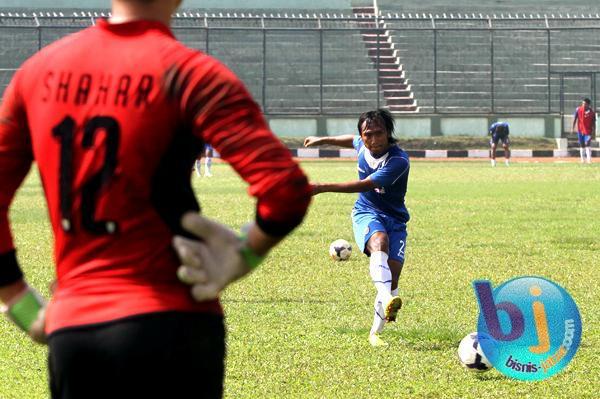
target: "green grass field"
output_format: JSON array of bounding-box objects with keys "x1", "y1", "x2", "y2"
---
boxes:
[{"x1": 1, "y1": 160, "x2": 599, "y2": 398}]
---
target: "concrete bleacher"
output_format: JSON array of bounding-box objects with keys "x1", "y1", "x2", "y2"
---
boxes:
[
  {"x1": 0, "y1": 11, "x2": 382, "y2": 114},
  {"x1": 1, "y1": 8, "x2": 600, "y2": 117},
  {"x1": 378, "y1": 9, "x2": 600, "y2": 113}
]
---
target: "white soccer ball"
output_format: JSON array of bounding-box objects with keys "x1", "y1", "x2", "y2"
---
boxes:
[
  {"x1": 329, "y1": 239, "x2": 352, "y2": 261},
  {"x1": 457, "y1": 332, "x2": 493, "y2": 372}
]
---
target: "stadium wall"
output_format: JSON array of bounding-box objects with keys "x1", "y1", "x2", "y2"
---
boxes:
[{"x1": 265, "y1": 114, "x2": 561, "y2": 138}]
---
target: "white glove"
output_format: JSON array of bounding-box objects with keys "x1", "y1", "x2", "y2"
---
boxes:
[{"x1": 173, "y1": 212, "x2": 255, "y2": 302}]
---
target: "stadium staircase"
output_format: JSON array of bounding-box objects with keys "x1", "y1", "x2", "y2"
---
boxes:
[{"x1": 352, "y1": 5, "x2": 418, "y2": 112}]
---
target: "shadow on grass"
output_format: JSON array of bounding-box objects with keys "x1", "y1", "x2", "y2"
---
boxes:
[
  {"x1": 335, "y1": 325, "x2": 463, "y2": 351},
  {"x1": 552, "y1": 237, "x2": 600, "y2": 250},
  {"x1": 223, "y1": 298, "x2": 334, "y2": 305},
  {"x1": 473, "y1": 372, "x2": 506, "y2": 381}
]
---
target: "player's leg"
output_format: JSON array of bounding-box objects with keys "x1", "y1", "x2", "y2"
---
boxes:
[
  {"x1": 583, "y1": 135, "x2": 592, "y2": 163},
  {"x1": 365, "y1": 232, "x2": 402, "y2": 322},
  {"x1": 352, "y1": 210, "x2": 398, "y2": 346},
  {"x1": 501, "y1": 135, "x2": 510, "y2": 166},
  {"x1": 364, "y1": 232, "x2": 402, "y2": 347},
  {"x1": 204, "y1": 146, "x2": 213, "y2": 176},
  {"x1": 194, "y1": 158, "x2": 202, "y2": 177},
  {"x1": 48, "y1": 312, "x2": 225, "y2": 399},
  {"x1": 503, "y1": 144, "x2": 510, "y2": 166},
  {"x1": 386, "y1": 220, "x2": 407, "y2": 321},
  {"x1": 578, "y1": 133, "x2": 586, "y2": 163},
  {"x1": 490, "y1": 138, "x2": 497, "y2": 167}
]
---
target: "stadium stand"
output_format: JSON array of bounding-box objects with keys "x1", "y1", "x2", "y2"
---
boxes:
[
  {"x1": 375, "y1": 0, "x2": 600, "y2": 113},
  {"x1": 1, "y1": 3, "x2": 599, "y2": 118}
]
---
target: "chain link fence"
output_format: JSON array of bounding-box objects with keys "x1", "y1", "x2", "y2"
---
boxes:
[{"x1": 1, "y1": 12, "x2": 599, "y2": 115}]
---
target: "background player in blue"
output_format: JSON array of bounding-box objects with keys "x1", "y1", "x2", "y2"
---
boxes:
[
  {"x1": 195, "y1": 144, "x2": 214, "y2": 177},
  {"x1": 304, "y1": 109, "x2": 408, "y2": 347},
  {"x1": 489, "y1": 121, "x2": 511, "y2": 167}
]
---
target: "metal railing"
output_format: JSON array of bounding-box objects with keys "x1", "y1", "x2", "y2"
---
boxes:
[{"x1": 1, "y1": 12, "x2": 600, "y2": 114}]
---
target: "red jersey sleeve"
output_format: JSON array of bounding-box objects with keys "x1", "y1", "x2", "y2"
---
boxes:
[
  {"x1": 164, "y1": 53, "x2": 311, "y2": 236},
  {"x1": 0, "y1": 70, "x2": 34, "y2": 285}
]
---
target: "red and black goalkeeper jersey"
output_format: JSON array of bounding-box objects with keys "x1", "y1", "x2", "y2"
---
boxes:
[{"x1": 0, "y1": 19, "x2": 311, "y2": 334}]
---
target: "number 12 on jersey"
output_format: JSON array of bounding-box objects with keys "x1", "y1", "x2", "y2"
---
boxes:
[{"x1": 52, "y1": 115, "x2": 120, "y2": 235}]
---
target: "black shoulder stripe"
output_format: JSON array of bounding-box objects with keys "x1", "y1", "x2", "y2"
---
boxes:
[{"x1": 163, "y1": 64, "x2": 183, "y2": 100}]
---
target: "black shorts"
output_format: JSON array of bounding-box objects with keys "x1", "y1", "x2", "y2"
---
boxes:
[{"x1": 48, "y1": 311, "x2": 225, "y2": 399}]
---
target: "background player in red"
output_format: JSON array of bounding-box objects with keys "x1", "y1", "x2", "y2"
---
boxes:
[
  {"x1": 572, "y1": 97, "x2": 596, "y2": 164},
  {"x1": 0, "y1": 0, "x2": 311, "y2": 397}
]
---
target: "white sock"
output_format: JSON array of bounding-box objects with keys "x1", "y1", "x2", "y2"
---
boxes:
[
  {"x1": 580, "y1": 148, "x2": 585, "y2": 162},
  {"x1": 204, "y1": 158, "x2": 212, "y2": 174},
  {"x1": 370, "y1": 295, "x2": 386, "y2": 335},
  {"x1": 505, "y1": 159, "x2": 510, "y2": 166},
  {"x1": 369, "y1": 251, "x2": 392, "y2": 304},
  {"x1": 194, "y1": 160, "x2": 201, "y2": 176},
  {"x1": 391, "y1": 288, "x2": 399, "y2": 297},
  {"x1": 491, "y1": 159, "x2": 496, "y2": 167},
  {"x1": 585, "y1": 147, "x2": 592, "y2": 163}
]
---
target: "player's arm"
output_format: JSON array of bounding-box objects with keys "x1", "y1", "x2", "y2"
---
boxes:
[
  {"x1": 572, "y1": 109, "x2": 579, "y2": 133},
  {"x1": 312, "y1": 178, "x2": 377, "y2": 195},
  {"x1": 304, "y1": 135, "x2": 355, "y2": 148},
  {"x1": 0, "y1": 73, "x2": 47, "y2": 343},
  {"x1": 168, "y1": 54, "x2": 311, "y2": 301}
]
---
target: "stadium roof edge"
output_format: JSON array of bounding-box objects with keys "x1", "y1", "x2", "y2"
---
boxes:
[{"x1": 1, "y1": 10, "x2": 600, "y2": 21}]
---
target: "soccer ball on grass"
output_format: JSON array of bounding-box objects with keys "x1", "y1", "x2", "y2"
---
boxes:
[
  {"x1": 457, "y1": 332, "x2": 493, "y2": 372},
  {"x1": 329, "y1": 239, "x2": 352, "y2": 261}
]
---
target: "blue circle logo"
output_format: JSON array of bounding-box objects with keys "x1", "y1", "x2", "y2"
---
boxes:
[{"x1": 473, "y1": 276, "x2": 582, "y2": 381}]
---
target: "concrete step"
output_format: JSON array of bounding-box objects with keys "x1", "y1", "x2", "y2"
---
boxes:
[
  {"x1": 385, "y1": 97, "x2": 416, "y2": 106},
  {"x1": 566, "y1": 137, "x2": 600, "y2": 148},
  {"x1": 382, "y1": 83, "x2": 410, "y2": 91},
  {"x1": 384, "y1": 89, "x2": 412, "y2": 97},
  {"x1": 388, "y1": 104, "x2": 418, "y2": 112},
  {"x1": 367, "y1": 55, "x2": 397, "y2": 64},
  {"x1": 361, "y1": 37, "x2": 392, "y2": 46},
  {"x1": 355, "y1": 21, "x2": 377, "y2": 27},
  {"x1": 367, "y1": 48, "x2": 395, "y2": 57},
  {"x1": 378, "y1": 76, "x2": 407, "y2": 84},
  {"x1": 360, "y1": 33, "x2": 389, "y2": 41},
  {"x1": 379, "y1": 69, "x2": 406, "y2": 82},
  {"x1": 353, "y1": 7, "x2": 376, "y2": 14}
]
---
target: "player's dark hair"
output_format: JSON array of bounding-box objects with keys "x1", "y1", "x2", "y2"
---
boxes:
[
  {"x1": 357, "y1": 109, "x2": 397, "y2": 144},
  {"x1": 496, "y1": 123, "x2": 508, "y2": 135},
  {"x1": 583, "y1": 98, "x2": 591, "y2": 105}
]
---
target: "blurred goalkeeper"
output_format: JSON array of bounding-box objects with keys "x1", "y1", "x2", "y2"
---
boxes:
[{"x1": 0, "y1": 0, "x2": 311, "y2": 398}]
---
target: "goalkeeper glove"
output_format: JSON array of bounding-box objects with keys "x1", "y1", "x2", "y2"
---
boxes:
[{"x1": 1, "y1": 285, "x2": 47, "y2": 344}]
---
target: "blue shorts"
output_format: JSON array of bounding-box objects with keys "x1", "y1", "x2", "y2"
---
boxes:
[
  {"x1": 490, "y1": 133, "x2": 510, "y2": 146},
  {"x1": 352, "y1": 208, "x2": 407, "y2": 263},
  {"x1": 577, "y1": 133, "x2": 592, "y2": 146}
]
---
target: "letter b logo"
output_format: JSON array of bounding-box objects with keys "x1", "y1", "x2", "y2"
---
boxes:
[{"x1": 474, "y1": 281, "x2": 524, "y2": 341}]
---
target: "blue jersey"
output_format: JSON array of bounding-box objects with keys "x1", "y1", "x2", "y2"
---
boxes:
[
  {"x1": 353, "y1": 136, "x2": 410, "y2": 223},
  {"x1": 489, "y1": 122, "x2": 509, "y2": 136}
]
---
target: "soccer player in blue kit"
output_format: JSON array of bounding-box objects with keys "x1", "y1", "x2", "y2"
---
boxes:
[
  {"x1": 195, "y1": 143, "x2": 214, "y2": 177},
  {"x1": 489, "y1": 121, "x2": 510, "y2": 167},
  {"x1": 304, "y1": 109, "x2": 408, "y2": 347}
]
